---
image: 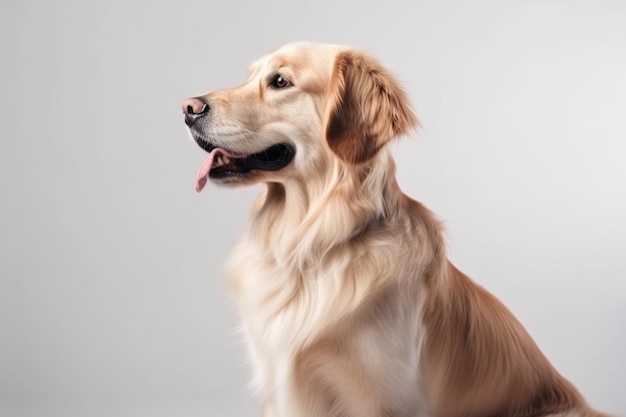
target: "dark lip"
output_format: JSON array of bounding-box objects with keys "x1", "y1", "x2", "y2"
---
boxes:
[
  {"x1": 194, "y1": 136, "x2": 216, "y2": 153},
  {"x1": 193, "y1": 136, "x2": 295, "y2": 178}
]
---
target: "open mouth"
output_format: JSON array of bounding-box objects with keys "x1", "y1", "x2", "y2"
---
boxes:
[{"x1": 194, "y1": 138, "x2": 295, "y2": 192}]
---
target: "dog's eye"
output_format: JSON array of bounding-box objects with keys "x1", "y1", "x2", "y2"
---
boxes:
[{"x1": 270, "y1": 74, "x2": 291, "y2": 89}]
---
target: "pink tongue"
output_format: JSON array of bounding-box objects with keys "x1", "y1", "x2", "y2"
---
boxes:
[{"x1": 195, "y1": 148, "x2": 240, "y2": 193}]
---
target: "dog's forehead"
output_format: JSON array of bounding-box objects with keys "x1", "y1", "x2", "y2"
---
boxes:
[
  {"x1": 247, "y1": 42, "x2": 341, "y2": 78},
  {"x1": 274, "y1": 42, "x2": 340, "y2": 60}
]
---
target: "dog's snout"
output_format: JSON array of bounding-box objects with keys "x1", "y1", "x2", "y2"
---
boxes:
[{"x1": 182, "y1": 97, "x2": 209, "y2": 127}]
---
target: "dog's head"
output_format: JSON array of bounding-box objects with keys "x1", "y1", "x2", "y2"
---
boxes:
[{"x1": 183, "y1": 42, "x2": 418, "y2": 192}]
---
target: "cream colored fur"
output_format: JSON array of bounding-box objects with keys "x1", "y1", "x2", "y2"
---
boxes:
[{"x1": 186, "y1": 42, "x2": 609, "y2": 417}]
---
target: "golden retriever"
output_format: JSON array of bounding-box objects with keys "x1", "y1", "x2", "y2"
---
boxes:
[{"x1": 182, "y1": 42, "x2": 608, "y2": 417}]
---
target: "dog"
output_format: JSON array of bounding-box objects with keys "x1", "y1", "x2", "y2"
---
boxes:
[{"x1": 182, "y1": 42, "x2": 608, "y2": 417}]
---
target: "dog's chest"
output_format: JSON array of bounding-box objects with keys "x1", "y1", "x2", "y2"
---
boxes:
[
  {"x1": 229, "y1": 241, "x2": 353, "y2": 353},
  {"x1": 227, "y1": 241, "x2": 426, "y2": 416}
]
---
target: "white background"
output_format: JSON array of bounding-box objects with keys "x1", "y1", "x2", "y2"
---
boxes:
[{"x1": 1, "y1": 1, "x2": 624, "y2": 416}]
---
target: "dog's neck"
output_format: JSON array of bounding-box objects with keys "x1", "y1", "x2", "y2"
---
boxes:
[{"x1": 248, "y1": 150, "x2": 405, "y2": 269}]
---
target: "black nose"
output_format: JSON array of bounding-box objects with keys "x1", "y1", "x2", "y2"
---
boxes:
[{"x1": 182, "y1": 97, "x2": 209, "y2": 127}]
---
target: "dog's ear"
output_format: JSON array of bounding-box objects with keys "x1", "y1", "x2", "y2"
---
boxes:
[{"x1": 325, "y1": 50, "x2": 418, "y2": 164}]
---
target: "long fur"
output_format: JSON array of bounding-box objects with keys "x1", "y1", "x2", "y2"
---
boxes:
[{"x1": 185, "y1": 42, "x2": 609, "y2": 417}]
